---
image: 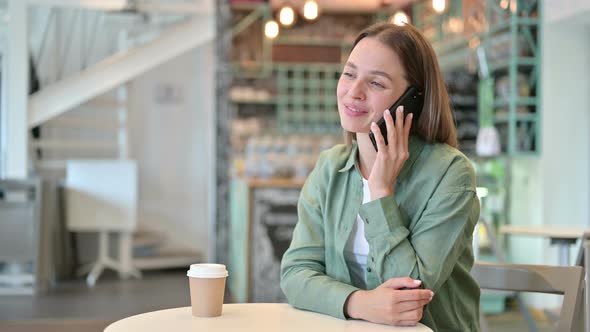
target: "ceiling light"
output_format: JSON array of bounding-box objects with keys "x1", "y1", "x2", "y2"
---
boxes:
[
  {"x1": 303, "y1": 0, "x2": 319, "y2": 21},
  {"x1": 390, "y1": 11, "x2": 410, "y2": 26},
  {"x1": 278, "y1": 6, "x2": 295, "y2": 27},
  {"x1": 432, "y1": 0, "x2": 446, "y2": 13},
  {"x1": 264, "y1": 20, "x2": 279, "y2": 39}
]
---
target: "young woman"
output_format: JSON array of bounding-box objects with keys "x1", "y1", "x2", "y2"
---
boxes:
[{"x1": 280, "y1": 22, "x2": 480, "y2": 331}]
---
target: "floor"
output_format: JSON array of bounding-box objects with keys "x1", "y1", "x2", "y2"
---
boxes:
[{"x1": 0, "y1": 269, "x2": 554, "y2": 332}]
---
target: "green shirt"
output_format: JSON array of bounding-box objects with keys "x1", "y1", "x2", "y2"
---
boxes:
[{"x1": 280, "y1": 136, "x2": 481, "y2": 332}]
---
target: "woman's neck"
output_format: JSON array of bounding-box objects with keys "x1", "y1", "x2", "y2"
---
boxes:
[{"x1": 355, "y1": 133, "x2": 376, "y2": 180}]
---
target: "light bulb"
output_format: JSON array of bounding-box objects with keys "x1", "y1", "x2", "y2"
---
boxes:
[
  {"x1": 264, "y1": 20, "x2": 279, "y2": 39},
  {"x1": 278, "y1": 6, "x2": 295, "y2": 27},
  {"x1": 390, "y1": 11, "x2": 410, "y2": 26},
  {"x1": 510, "y1": 0, "x2": 517, "y2": 13},
  {"x1": 432, "y1": 0, "x2": 446, "y2": 13},
  {"x1": 303, "y1": 0, "x2": 319, "y2": 20}
]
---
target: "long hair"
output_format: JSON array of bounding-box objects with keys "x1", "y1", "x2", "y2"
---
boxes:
[{"x1": 343, "y1": 22, "x2": 457, "y2": 148}]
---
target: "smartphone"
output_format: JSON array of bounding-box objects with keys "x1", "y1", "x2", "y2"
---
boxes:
[{"x1": 369, "y1": 86, "x2": 424, "y2": 152}]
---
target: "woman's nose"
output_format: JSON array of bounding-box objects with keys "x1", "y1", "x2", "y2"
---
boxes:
[{"x1": 348, "y1": 80, "x2": 365, "y2": 100}]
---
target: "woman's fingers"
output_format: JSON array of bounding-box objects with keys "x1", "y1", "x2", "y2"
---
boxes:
[
  {"x1": 395, "y1": 105, "x2": 404, "y2": 137},
  {"x1": 396, "y1": 307, "x2": 424, "y2": 322},
  {"x1": 395, "y1": 298, "x2": 431, "y2": 313},
  {"x1": 404, "y1": 113, "x2": 413, "y2": 152},
  {"x1": 395, "y1": 289, "x2": 433, "y2": 302},
  {"x1": 371, "y1": 122, "x2": 386, "y2": 153},
  {"x1": 395, "y1": 106, "x2": 405, "y2": 151},
  {"x1": 384, "y1": 109, "x2": 395, "y2": 147}
]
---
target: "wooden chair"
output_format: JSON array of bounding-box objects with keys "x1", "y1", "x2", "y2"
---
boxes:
[{"x1": 472, "y1": 261, "x2": 585, "y2": 332}]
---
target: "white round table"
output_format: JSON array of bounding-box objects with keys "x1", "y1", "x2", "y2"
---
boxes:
[{"x1": 104, "y1": 303, "x2": 433, "y2": 332}]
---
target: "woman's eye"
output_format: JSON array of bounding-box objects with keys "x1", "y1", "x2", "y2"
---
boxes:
[
  {"x1": 371, "y1": 81, "x2": 385, "y2": 88},
  {"x1": 342, "y1": 72, "x2": 354, "y2": 78}
]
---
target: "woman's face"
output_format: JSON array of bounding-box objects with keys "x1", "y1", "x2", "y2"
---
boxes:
[{"x1": 337, "y1": 37, "x2": 409, "y2": 134}]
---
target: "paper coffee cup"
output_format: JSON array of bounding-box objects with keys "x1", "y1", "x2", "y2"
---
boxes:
[{"x1": 187, "y1": 264, "x2": 228, "y2": 317}]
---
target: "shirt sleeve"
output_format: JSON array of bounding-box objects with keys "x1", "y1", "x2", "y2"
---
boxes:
[
  {"x1": 358, "y1": 157, "x2": 480, "y2": 292},
  {"x1": 280, "y1": 155, "x2": 359, "y2": 320}
]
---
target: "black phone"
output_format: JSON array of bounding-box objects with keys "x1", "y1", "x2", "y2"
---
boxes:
[{"x1": 369, "y1": 86, "x2": 424, "y2": 152}]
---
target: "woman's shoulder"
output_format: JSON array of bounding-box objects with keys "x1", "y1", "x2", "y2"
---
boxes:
[
  {"x1": 314, "y1": 143, "x2": 353, "y2": 173},
  {"x1": 302, "y1": 143, "x2": 351, "y2": 191},
  {"x1": 417, "y1": 142, "x2": 476, "y2": 191},
  {"x1": 425, "y1": 142, "x2": 472, "y2": 165}
]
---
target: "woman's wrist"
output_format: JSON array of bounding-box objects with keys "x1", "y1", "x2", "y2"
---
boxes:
[
  {"x1": 369, "y1": 185, "x2": 395, "y2": 201},
  {"x1": 344, "y1": 290, "x2": 365, "y2": 320}
]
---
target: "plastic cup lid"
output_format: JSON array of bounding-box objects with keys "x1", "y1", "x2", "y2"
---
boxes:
[{"x1": 187, "y1": 263, "x2": 228, "y2": 278}]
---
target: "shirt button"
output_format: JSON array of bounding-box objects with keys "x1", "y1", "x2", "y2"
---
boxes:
[
  {"x1": 366, "y1": 267, "x2": 372, "y2": 273},
  {"x1": 365, "y1": 218, "x2": 369, "y2": 224},
  {"x1": 371, "y1": 257, "x2": 375, "y2": 262}
]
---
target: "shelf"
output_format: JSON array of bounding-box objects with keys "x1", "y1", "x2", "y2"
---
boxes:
[
  {"x1": 494, "y1": 112, "x2": 537, "y2": 123},
  {"x1": 431, "y1": 17, "x2": 539, "y2": 57},
  {"x1": 239, "y1": 177, "x2": 305, "y2": 189},
  {"x1": 511, "y1": 151, "x2": 540, "y2": 157},
  {"x1": 487, "y1": 17, "x2": 539, "y2": 36},
  {"x1": 450, "y1": 95, "x2": 478, "y2": 107},
  {"x1": 231, "y1": 98, "x2": 277, "y2": 105},
  {"x1": 274, "y1": 37, "x2": 348, "y2": 47},
  {"x1": 230, "y1": 2, "x2": 265, "y2": 11},
  {"x1": 494, "y1": 97, "x2": 537, "y2": 108},
  {"x1": 489, "y1": 57, "x2": 537, "y2": 72}
]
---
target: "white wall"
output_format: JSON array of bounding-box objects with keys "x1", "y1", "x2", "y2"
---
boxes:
[
  {"x1": 544, "y1": 0, "x2": 590, "y2": 24},
  {"x1": 541, "y1": 22, "x2": 590, "y2": 231},
  {"x1": 128, "y1": 43, "x2": 215, "y2": 257}
]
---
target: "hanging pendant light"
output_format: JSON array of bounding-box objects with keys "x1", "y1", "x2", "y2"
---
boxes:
[
  {"x1": 265, "y1": 20, "x2": 279, "y2": 39},
  {"x1": 390, "y1": 11, "x2": 410, "y2": 26},
  {"x1": 278, "y1": 5, "x2": 296, "y2": 27},
  {"x1": 432, "y1": 0, "x2": 446, "y2": 13},
  {"x1": 303, "y1": 0, "x2": 319, "y2": 21}
]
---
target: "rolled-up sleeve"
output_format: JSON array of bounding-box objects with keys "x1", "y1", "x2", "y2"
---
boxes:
[{"x1": 280, "y1": 155, "x2": 358, "y2": 320}]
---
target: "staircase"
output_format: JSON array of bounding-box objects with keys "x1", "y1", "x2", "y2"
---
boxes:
[{"x1": 24, "y1": 2, "x2": 212, "y2": 275}]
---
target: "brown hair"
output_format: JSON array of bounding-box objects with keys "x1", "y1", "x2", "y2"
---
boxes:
[{"x1": 343, "y1": 22, "x2": 458, "y2": 148}]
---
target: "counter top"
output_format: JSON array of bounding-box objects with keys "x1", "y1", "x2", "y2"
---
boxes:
[{"x1": 237, "y1": 177, "x2": 305, "y2": 188}]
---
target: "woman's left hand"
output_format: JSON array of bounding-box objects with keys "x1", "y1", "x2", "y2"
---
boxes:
[{"x1": 368, "y1": 106, "x2": 413, "y2": 200}]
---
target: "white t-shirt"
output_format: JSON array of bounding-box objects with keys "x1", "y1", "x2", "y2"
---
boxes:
[{"x1": 343, "y1": 177, "x2": 371, "y2": 289}]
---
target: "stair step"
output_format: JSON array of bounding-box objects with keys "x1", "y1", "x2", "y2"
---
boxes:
[
  {"x1": 30, "y1": 139, "x2": 117, "y2": 150},
  {"x1": 44, "y1": 117, "x2": 120, "y2": 130},
  {"x1": 84, "y1": 97, "x2": 125, "y2": 110},
  {"x1": 133, "y1": 231, "x2": 166, "y2": 249},
  {"x1": 133, "y1": 249, "x2": 202, "y2": 270}
]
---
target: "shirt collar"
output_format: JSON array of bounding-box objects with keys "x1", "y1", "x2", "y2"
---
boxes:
[
  {"x1": 338, "y1": 136, "x2": 425, "y2": 179},
  {"x1": 338, "y1": 142, "x2": 359, "y2": 173}
]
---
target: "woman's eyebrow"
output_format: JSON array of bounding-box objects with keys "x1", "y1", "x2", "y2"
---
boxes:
[
  {"x1": 344, "y1": 61, "x2": 357, "y2": 69},
  {"x1": 370, "y1": 70, "x2": 393, "y2": 81},
  {"x1": 345, "y1": 61, "x2": 392, "y2": 81}
]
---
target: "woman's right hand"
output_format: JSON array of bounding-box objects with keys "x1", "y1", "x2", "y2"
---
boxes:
[{"x1": 345, "y1": 277, "x2": 434, "y2": 326}]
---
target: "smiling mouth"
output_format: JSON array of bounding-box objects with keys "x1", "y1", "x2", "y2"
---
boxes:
[{"x1": 345, "y1": 105, "x2": 368, "y2": 113}]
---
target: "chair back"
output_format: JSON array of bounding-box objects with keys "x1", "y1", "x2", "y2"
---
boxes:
[{"x1": 472, "y1": 262, "x2": 585, "y2": 332}]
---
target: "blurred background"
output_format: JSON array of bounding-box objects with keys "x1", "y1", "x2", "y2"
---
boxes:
[{"x1": 0, "y1": 0, "x2": 588, "y2": 331}]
